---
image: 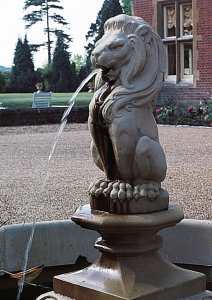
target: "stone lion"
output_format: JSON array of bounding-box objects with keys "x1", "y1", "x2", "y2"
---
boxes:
[{"x1": 88, "y1": 14, "x2": 168, "y2": 214}]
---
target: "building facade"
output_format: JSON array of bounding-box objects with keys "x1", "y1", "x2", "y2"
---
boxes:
[{"x1": 131, "y1": 0, "x2": 212, "y2": 106}]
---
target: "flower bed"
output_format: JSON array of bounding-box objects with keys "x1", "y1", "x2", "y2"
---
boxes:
[{"x1": 154, "y1": 96, "x2": 212, "y2": 127}]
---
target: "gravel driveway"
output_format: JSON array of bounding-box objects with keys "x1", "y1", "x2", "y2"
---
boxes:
[{"x1": 0, "y1": 123, "x2": 212, "y2": 225}]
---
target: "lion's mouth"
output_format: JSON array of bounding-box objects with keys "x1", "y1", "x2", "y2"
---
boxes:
[
  {"x1": 99, "y1": 66, "x2": 117, "y2": 84},
  {"x1": 101, "y1": 66, "x2": 111, "y2": 76}
]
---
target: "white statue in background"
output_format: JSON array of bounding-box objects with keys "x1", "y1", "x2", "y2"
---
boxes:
[{"x1": 88, "y1": 14, "x2": 168, "y2": 214}]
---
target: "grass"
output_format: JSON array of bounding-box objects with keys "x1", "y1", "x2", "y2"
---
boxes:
[{"x1": 0, "y1": 92, "x2": 94, "y2": 108}]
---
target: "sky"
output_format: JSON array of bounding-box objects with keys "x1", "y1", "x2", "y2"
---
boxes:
[{"x1": 0, "y1": 0, "x2": 104, "y2": 69}]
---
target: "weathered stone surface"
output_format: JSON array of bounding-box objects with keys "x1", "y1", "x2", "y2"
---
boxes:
[
  {"x1": 160, "y1": 219, "x2": 212, "y2": 266},
  {"x1": 90, "y1": 187, "x2": 169, "y2": 214},
  {"x1": 0, "y1": 220, "x2": 99, "y2": 274},
  {"x1": 51, "y1": 204, "x2": 206, "y2": 300},
  {"x1": 88, "y1": 14, "x2": 168, "y2": 213}
]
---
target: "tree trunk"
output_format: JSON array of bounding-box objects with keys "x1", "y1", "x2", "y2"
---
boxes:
[{"x1": 46, "y1": 1, "x2": 51, "y2": 64}]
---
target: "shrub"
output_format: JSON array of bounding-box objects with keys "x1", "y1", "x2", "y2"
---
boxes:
[{"x1": 153, "y1": 97, "x2": 212, "y2": 127}]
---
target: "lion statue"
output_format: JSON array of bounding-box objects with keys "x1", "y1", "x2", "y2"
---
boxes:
[{"x1": 88, "y1": 14, "x2": 168, "y2": 214}]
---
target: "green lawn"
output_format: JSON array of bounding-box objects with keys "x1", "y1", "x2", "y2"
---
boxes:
[{"x1": 0, "y1": 92, "x2": 94, "y2": 108}]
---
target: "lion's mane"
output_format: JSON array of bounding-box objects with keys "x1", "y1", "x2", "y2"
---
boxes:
[{"x1": 96, "y1": 14, "x2": 166, "y2": 123}]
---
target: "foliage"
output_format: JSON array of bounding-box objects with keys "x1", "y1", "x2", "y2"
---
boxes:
[
  {"x1": 9, "y1": 36, "x2": 38, "y2": 93},
  {"x1": 51, "y1": 33, "x2": 76, "y2": 92},
  {"x1": 85, "y1": 0, "x2": 123, "y2": 55},
  {"x1": 39, "y1": 64, "x2": 52, "y2": 91},
  {"x1": 97, "y1": 0, "x2": 123, "y2": 40},
  {"x1": 121, "y1": 0, "x2": 131, "y2": 15},
  {"x1": 70, "y1": 55, "x2": 94, "y2": 91},
  {"x1": 23, "y1": 0, "x2": 70, "y2": 64},
  {"x1": 72, "y1": 54, "x2": 87, "y2": 74},
  {"x1": 153, "y1": 96, "x2": 212, "y2": 127},
  {"x1": 0, "y1": 72, "x2": 6, "y2": 92},
  {"x1": 77, "y1": 57, "x2": 93, "y2": 91},
  {"x1": 82, "y1": 0, "x2": 123, "y2": 89},
  {"x1": 1, "y1": 71, "x2": 11, "y2": 92},
  {"x1": 162, "y1": 95, "x2": 173, "y2": 107},
  {"x1": 2, "y1": 90, "x2": 212, "y2": 127}
]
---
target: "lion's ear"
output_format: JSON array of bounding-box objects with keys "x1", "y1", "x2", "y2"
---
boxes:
[{"x1": 136, "y1": 25, "x2": 153, "y2": 43}]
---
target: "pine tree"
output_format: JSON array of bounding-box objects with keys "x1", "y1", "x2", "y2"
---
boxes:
[
  {"x1": 23, "y1": 0, "x2": 71, "y2": 64},
  {"x1": 122, "y1": 0, "x2": 131, "y2": 15},
  {"x1": 97, "y1": 0, "x2": 123, "y2": 40},
  {"x1": 23, "y1": 35, "x2": 35, "y2": 73},
  {"x1": 85, "y1": 0, "x2": 123, "y2": 55},
  {"x1": 51, "y1": 33, "x2": 76, "y2": 92},
  {"x1": 9, "y1": 36, "x2": 37, "y2": 93}
]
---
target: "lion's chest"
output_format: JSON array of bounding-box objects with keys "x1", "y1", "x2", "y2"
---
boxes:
[{"x1": 89, "y1": 85, "x2": 121, "y2": 180}]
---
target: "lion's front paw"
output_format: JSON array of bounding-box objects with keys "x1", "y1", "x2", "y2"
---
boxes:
[
  {"x1": 88, "y1": 177, "x2": 106, "y2": 197},
  {"x1": 110, "y1": 182, "x2": 133, "y2": 203},
  {"x1": 133, "y1": 181, "x2": 160, "y2": 201},
  {"x1": 89, "y1": 179, "x2": 160, "y2": 203},
  {"x1": 88, "y1": 179, "x2": 133, "y2": 202}
]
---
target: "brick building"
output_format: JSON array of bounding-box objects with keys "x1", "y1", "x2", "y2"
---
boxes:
[{"x1": 131, "y1": 0, "x2": 212, "y2": 106}]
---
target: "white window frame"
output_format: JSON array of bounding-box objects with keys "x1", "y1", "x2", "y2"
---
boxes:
[{"x1": 162, "y1": 1, "x2": 193, "y2": 85}]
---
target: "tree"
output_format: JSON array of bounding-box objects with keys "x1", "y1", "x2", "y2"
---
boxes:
[
  {"x1": 97, "y1": 0, "x2": 123, "y2": 40},
  {"x1": 122, "y1": 0, "x2": 131, "y2": 15},
  {"x1": 51, "y1": 33, "x2": 76, "y2": 92},
  {"x1": 23, "y1": 0, "x2": 71, "y2": 64},
  {"x1": 85, "y1": 0, "x2": 123, "y2": 55},
  {"x1": 0, "y1": 72, "x2": 6, "y2": 92},
  {"x1": 39, "y1": 63, "x2": 52, "y2": 91},
  {"x1": 9, "y1": 35, "x2": 38, "y2": 92},
  {"x1": 2, "y1": 71, "x2": 11, "y2": 92},
  {"x1": 78, "y1": 58, "x2": 93, "y2": 91},
  {"x1": 72, "y1": 54, "x2": 87, "y2": 74}
]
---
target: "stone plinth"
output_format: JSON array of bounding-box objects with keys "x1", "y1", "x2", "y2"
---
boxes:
[{"x1": 49, "y1": 204, "x2": 206, "y2": 300}]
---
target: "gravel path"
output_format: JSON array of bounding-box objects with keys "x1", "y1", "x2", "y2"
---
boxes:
[{"x1": 0, "y1": 123, "x2": 212, "y2": 225}]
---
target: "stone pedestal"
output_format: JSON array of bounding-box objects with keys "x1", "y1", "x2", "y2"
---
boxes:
[{"x1": 36, "y1": 204, "x2": 212, "y2": 300}]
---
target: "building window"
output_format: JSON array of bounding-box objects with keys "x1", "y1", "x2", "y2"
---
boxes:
[
  {"x1": 165, "y1": 6, "x2": 176, "y2": 37},
  {"x1": 160, "y1": 1, "x2": 193, "y2": 84},
  {"x1": 181, "y1": 4, "x2": 193, "y2": 36}
]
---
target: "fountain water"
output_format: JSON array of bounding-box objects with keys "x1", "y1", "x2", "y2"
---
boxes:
[{"x1": 16, "y1": 68, "x2": 101, "y2": 300}]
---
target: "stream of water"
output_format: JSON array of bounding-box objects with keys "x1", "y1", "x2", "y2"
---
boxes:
[{"x1": 16, "y1": 68, "x2": 101, "y2": 300}]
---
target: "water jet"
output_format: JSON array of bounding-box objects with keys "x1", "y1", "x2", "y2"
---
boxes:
[{"x1": 13, "y1": 69, "x2": 101, "y2": 300}]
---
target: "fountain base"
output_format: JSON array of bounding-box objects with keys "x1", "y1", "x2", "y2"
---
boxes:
[{"x1": 36, "y1": 204, "x2": 212, "y2": 300}]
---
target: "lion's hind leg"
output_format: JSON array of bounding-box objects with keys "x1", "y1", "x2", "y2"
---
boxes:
[{"x1": 132, "y1": 135, "x2": 167, "y2": 195}]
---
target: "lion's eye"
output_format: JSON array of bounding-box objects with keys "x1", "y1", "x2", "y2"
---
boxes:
[{"x1": 108, "y1": 43, "x2": 124, "y2": 51}]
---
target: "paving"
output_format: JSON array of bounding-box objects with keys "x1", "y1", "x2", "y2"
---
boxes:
[{"x1": 0, "y1": 123, "x2": 212, "y2": 225}]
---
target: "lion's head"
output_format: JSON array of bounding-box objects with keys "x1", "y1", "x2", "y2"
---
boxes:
[{"x1": 90, "y1": 14, "x2": 166, "y2": 123}]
